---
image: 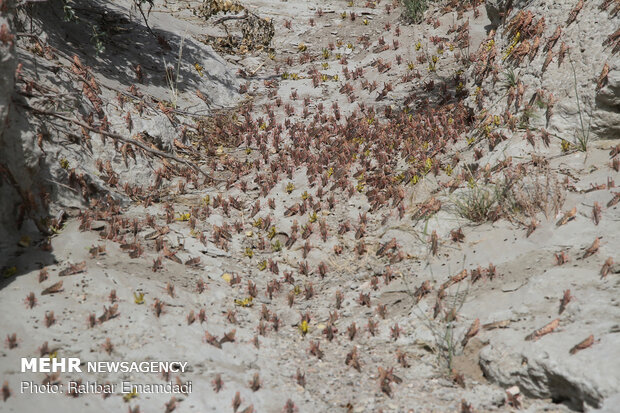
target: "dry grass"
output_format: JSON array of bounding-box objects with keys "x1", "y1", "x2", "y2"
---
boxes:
[
  {"x1": 454, "y1": 166, "x2": 565, "y2": 224},
  {"x1": 512, "y1": 168, "x2": 565, "y2": 220}
]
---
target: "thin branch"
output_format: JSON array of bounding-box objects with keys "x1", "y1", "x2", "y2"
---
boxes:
[
  {"x1": 213, "y1": 10, "x2": 249, "y2": 25},
  {"x1": 136, "y1": 0, "x2": 156, "y2": 38},
  {"x1": 19, "y1": 103, "x2": 216, "y2": 180}
]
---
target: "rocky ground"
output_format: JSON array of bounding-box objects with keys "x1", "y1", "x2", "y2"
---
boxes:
[{"x1": 0, "y1": 0, "x2": 619, "y2": 412}]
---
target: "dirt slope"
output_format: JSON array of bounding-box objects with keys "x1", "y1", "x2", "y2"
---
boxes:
[{"x1": 0, "y1": 0, "x2": 618, "y2": 412}]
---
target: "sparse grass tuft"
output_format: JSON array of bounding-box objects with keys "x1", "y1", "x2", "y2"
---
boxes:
[
  {"x1": 502, "y1": 67, "x2": 518, "y2": 90},
  {"x1": 569, "y1": 58, "x2": 592, "y2": 152},
  {"x1": 435, "y1": 290, "x2": 468, "y2": 371},
  {"x1": 409, "y1": 277, "x2": 470, "y2": 372},
  {"x1": 453, "y1": 167, "x2": 564, "y2": 224},
  {"x1": 401, "y1": 0, "x2": 432, "y2": 23},
  {"x1": 512, "y1": 168, "x2": 565, "y2": 220},
  {"x1": 163, "y1": 34, "x2": 186, "y2": 109},
  {"x1": 454, "y1": 185, "x2": 497, "y2": 223}
]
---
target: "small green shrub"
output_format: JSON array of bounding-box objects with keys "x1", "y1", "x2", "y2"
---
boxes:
[
  {"x1": 454, "y1": 185, "x2": 496, "y2": 223},
  {"x1": 402, "y1": 0, "x2": 431, "y2": 23}
]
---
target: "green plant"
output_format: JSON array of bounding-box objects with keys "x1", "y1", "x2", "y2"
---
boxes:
[
  {"x1": 62, "y1": 0, "x2": 76, "y2": 22},
  {"x1": 453, "y1": 173, "x2": 525, "y2": 223},
  {"x1": 453, "y1": 165, "x2": 565, "y2": 225},
  {"x1": 90, "y1": 24, "x2": 105, "y2": 56},
  {"x1": 401, "y1": 0, "x2": 431, "y2": 23},
  {"x1": 60, "y1": 1, "x2": 104, "y2": 56},
  {"x1": 454, "y1": 185, "x2": 496, "y2": 223},
  {"x1": 502, "y1": 67, "x2": 518, "y2": 90},
  {"x1": 406, "y1": 273, "x2": 470, "y2": 372}
]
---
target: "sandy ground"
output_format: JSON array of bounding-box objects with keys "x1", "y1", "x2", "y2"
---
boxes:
[{"x1": 1, "y1": 0, "x2": 619, "y2": 412}]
